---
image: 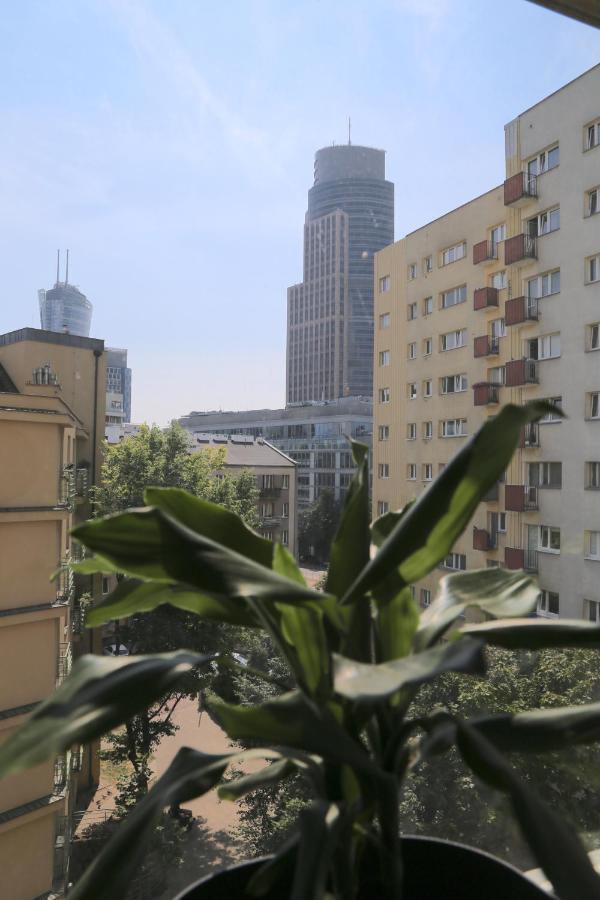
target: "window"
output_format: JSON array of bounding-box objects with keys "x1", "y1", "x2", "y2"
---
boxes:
[
  {"x1": 441, "y1": 242, "x2": 466, "y2": 266},
  {"x1": 441, "y1": 329, "x2": 466, "y2": 351},
  {"x1": 407, "y1": 342, "x2": 417, "y2": 360},
  {"x1": 588, "y1": 323, "x2": 600, "y2": 351},
  {"x1": 438, "y1": 463, "x2": 447, "y2": 473},
  {"x1": 102, "y1": 576, "x2": 110, "y2": 595},
  {"x1": 527, "y1": 207, "x2": 560, "y2": 237},
  {"x1": 423, "y1": 296, "x2": 433, "y2": 316},
  {"x1": 540, "y1": 397, "x2": 562, "y2": 422},
  {"x1": 420, "y1": 588, "x2": 431, "y2": 607},
  {"x1": 281, "y1": 530, "x2": 289, "y2": 546},
  {"x1": 407, "y1": 423, "x2": 417, "y2": 440},
  {"x1": 497, "y1": 512, "x2": 507, "y2": 533},
  {"x1": 282, "y1": 474, "x2": 289, "y2": 489},
  {"x1": 379, "y1": 387, "x2": 390, "y2": 404},
  {"x1": 490, "y1": 224, "x2": 506, "y2": 247},
  {"x1": 539, "y1": 525, "x2": 561, "y2": 553},
  {"x1": 262, "y1": 474, "x2": 274, "y2": 489},
  {"x1": 263, "y1": 530, "x2": 273, "y2": 541},
  {"x1": 528, "y1": 333, "x2": 561, "y2": 360},
  {"x1": 423, "y1": 463, "x2": 433, "y2": 482},
  {"x1": 423, "y1": 337, "x2": 432, "y2": 356},
  {"x1": 424, "y1": 255, "x2": 433, "y2": 274},
  {"x1": 527, "y1": 270, "x2": 560, "y2": 299},
  {"x1": 441, "y1": 284, "x2": 467, "y2": 309},
  {"x1": 407, "y1": 302, "x2": 418, "y2": 320},
  {"x1": 587, "y1": 187, "x2": 599, "y2": 217},
  {"x1": 379, "y1": 275, "x2": 390, "y2": 293},
  {"x1": 586, "y1": 531, "x2": 600, "y2": 560},
  {"x1": 408, "y1": 383, "x2": 417, "y2": 400},
  {"x1": 538, "y1": 590, "x2": 560, "y2": 618},
  {"x1": 587, "y1": 254, "x2": 600, "y2": 284},
  {"x1": 586, "y1": 462, "x2": 600, "y2": 489},
  {"x1": 442, "y1": 553, "x2": 466, "y2": 571},
  {"x1": 528, "y1": 461, "x2": 562, "y2": 488},
  {"x1": 585, "y1": 598, "x2": 600, "y2": 622},
  {"x1": 585, "y1": 120, "x2": 600, "y2": 151},
  {"x1": 379, "y1": 312, "x2": 391, "y2": 329},
  {"x1": 407, "y1": 464, "x2": 417, "y2": 480},
  {"x1": 378, "y1": 424, "x2": 390, "y2": 442},
  {"x1": 378, "y1": 463, "x2": 390, "y2": 479},
  {"x1": 408, "y1": 263, "x2": 417, "y2": 280},
  {"x1": 588, "y1": 392, "x2": 600, "y2": 419},
  {"x1": 490, "y1": 270, "x2": 507, "y2": 290},
  {"x1": 261, "y1": 501, "x2": 274, "y2": 517},
  {"x1": 379, "y1": 349, "x2": 391, "y2": 366},
  {"x1": 441, "y1": 418, "x2": 467, "y2": 437},
  {"x1": 377, "y1": 500, "x2": 390, "y2": 516},
  {"x1": 423, "y1": 421, "x2": 433, "y2": 440},
  {"x1": 423, "y1": 379, "x2": 432, "y2": 398},
  {"x1": 281, "y1": 503, "x2": 289, "y2": 519},
  {"x1": 487, "y1": 365, "x2": 505, "y2": 385},
  {"x1": 441, "y1": 373, "x2": 467, "y2": 394},
  {"x1": 527, "y1": 145, "x2": 559, "y2": 177},
  {"x1": 491, "y1": 318, "x2": 506, "y2": 340}
]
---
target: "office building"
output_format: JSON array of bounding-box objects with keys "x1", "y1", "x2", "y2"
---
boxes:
[
  {"x1": 373, "y1": 65, "x2": 600, "y2": 619},
  {"x1": 0, "y1": 328, "x2": 106, "y2": 898},
  {"x1": 105, "y1": 347, "x2": 132, "y2": 424},
  {"x1": 287, "y1": 143, "x2": 394, "y2": 403},
  {"x1": 38, "y1": 252, "x2": 93, "y2": 338},
  {"x1": 179, "y1": 397, "x2": 372, "y2": 507}
]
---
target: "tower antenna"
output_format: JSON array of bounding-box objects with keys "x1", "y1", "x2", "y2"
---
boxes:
[
  {"x1": 56, "y1": 250, "x2": 60, "y2": 285},
  {"x1": 348, "y1": 117, "x2": 351, "y2": 145},
  {"x1": 65, "y1": 249, "x2": 69, "y2": 285}
]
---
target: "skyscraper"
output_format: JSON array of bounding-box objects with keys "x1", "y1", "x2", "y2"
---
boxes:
[
  {"x1": 287, "y1": 143, "x2": 394, "y2": 403},
  {"x1": 38, "y1": 251, "x2": 93, "y2": 337},
  {"x1": 106, "y1": 347, "x2": 132, "y2": 424}
]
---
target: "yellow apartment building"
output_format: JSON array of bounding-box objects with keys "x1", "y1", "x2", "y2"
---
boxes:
[
  {"x1": 0, "y1": 328, "x2": 106, "y2": 899},
  {"x1": 374, "y1": 64, "x2": 600, "y2": 618}
]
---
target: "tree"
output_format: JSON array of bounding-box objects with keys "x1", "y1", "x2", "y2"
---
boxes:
[{"x1": 297, "y1": 488, "x2": 342, "y2": 562}]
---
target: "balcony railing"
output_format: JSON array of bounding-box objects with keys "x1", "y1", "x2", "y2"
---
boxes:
[
  {"x1": 519, "y1": 423, "x2": 540, "y2": 448},
  {"x1": 57, "y1": 642, "x2": 72, "y2": 686},
  {"x1": 260, "y1": 486, "x2": 282, "y2": 498},
  {"x1": 54, "y1": 754, "x2": 68, "y2": 793},
  {"x1": 473, "y1": 240, "x2": 499, "y2": 266},
  {"x1": 524, "y1": 549, "x2": 538, "y2": 572},
  {"x1": 505, "y1": 484, "x2": 538, "y2": 512},
  {"x1": 473, "y1": 382, "x2": 500, "y2": 406},
  {"x1": 504, "y1": 171, "x2": 537, "y2": 206},
  {"x1": 505, "y1": 358, "x2": 538, "y2": 387},
  {"x1": 473, "y1": 526, "x2": 497, "y2": 551},
  {"x1": 55, "y1": 564, "x2": 75, "y2": 606},
  {"x1": 473, "y1": 286, "x2": 499, "y2": 311},
  {"x1": 59, "y1": 464, "x2": 75, "y2": 508},
  {"x1": 505, "y1": 295, "x2": 538, "y2": 326},
  {"x1": 75, "y1": 466, "x2": 89, "y2": 498},
  {"x1": 504, "y1": 234, "x2": 537, "y2": 266},
  {"x1": 504, "y1": 547, "x2": 538, "y2": 572},
  {"x1": 474, "y1": 335, "x2": 500, "y2": 358}
]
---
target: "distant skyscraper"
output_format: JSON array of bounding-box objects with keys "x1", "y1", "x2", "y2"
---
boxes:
[
  {"x1": 106, "y1": 347, "x2": 132, "y2": 424},
  {"x1": 38, "y1": 250, "x2": 93, "y2": 337},
  {"x1": 287, "y1": 143, "x2": 394, "y2": 403}
]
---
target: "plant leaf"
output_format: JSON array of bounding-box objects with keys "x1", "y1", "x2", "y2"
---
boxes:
[
  {"x1": 218, "y1": 758, "x2": 296, "y2": 801},
  {"x1": 460, "y1": 618, "x2": 600, "y2": 649},
  {"x1": 414, "y1": 568, "x2": 539, "y2": 650},
  {"x1": 344, "y1": 402, "x2": 558, "y2": 604},
  {"x1": 376, "y1": 587, "x2": 420, "y2": 662},
  {"x1": 272, "y1": 542, "x2": 307, "y2": 586},
  {"x1": 291, "y1": 802, "x2": 342, "y2": 900},
  {"x1": 471, "y1": 701, "x2": 600, "y2": 752},
  {"x1": 333, "y1": 638, "x2": 485, "y2": 702},
  {"x1": 326, "y1": 440, "x2": 370, "y2": 599},
  {"x1": 456, "y1": 719, "x2": 600, "y2": 900},
  {"x1": 0, "y1": 652, "x2": 214, "y2": 779}
]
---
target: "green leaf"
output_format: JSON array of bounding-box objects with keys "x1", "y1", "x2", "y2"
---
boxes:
[
  {"x1": 272, "y1": 542, "x2": 307, "y2": 586},
  {"x1": 414, "y1": 568, "x2": 539, "y2": 650},
  {"x1": 0, "y1": 652, "x2": 213, "y2": 779},
  {"x1": 332, "y1": 638, "x2": 485, "y2": 702},
  {"x1": 471, "y1": 701, "x2": 600, "y2": 753},
  {"x1": 456, "y1": 720, "x2": 600, "y2": 900},
  {"x1": 344, "y1": 402, "x2": 558, "y2": 604},
  {"x1": 376, "y1": 587, "x2": 420, "y2": 662},
  {"x1": 460, "y1": 618, "x2": 600, "y2": 649},
  {"x1": 86, "y1": 578, "x2": 259, "y2": 628},
  {"x1": 326, "y1": 440, "x2": 370, "y2": 599},
  {"x1": 218, "y1": 758, "x2": 296, "y2": 801},
  {"x1": 290, "y1": 802, "x2": 342, "y2": 900}
]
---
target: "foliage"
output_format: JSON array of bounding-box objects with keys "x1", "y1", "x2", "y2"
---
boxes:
[
  {"x1": 5, "y1": 402, "x2": 600, "y2": 900},
  {"x1": 298, "y1": 488, "x2": 342, "y2": 562}
]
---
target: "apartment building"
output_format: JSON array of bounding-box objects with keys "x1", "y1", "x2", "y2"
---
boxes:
[
  {"x1": 0, "y1": 328, "x2": 106, "y2": 898},
  {"x1": 374, "y1": 64, "x2": 600, "y2": 619}
]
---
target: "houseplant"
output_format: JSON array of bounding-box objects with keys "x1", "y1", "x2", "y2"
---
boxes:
[{"x1": 2, "y1": 402, "x2": 600, "y2": 898}]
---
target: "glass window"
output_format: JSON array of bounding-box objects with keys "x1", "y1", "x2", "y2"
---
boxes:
[
  {"x1": 441, "y1": 373, "x2": 467, "y2": 394},
  {"x1": 440, "y1": 329, "x2": 466, "y2": 351},
  {"x1": 407, "y1": 464, "x2": 417, "y2": 480},
  {"x1": 540, "y1": 397, "x2": 563, "y2": 422},
  {"x1": 407, "y1": 423, "x2": 417, "y2": 440},
  {"x1": 379, "y1": 312, "x2": 391, "y2": 329},
  {"x1": 441, "y1": 284, "x2": 467, "y2": 308},
  {"x1": 527, "y1": 270, "x2": 560, "y2": 299},
  {"x1": 423, "y1": 256, "x2": 433, "y2": 274},
  {"x1": 441, "y1": 242, "x2": 466, "y2": 265},
  {"x1": 378, "y1": 463, "x2": 389, "y2": 479},
  {"x1": 423, "y1": 463, "x2": 433, "y2": 481},
  {"x1": 408, "y1": 383, "x2": 418, "y2": 400},
  {"x1": 539, "y1": 525, "x2": 561, "y2": 553},
  {"x1": 421, "y1": 588, "x2": 431, "y2": 607},
  {"x1": 586, "y1": 462, "x2": 600, "y2": 489},
  {"x1": 423, "y1": 421, "x2": 433, "y2": 440},
  {"x1": 589, "y1": 324, "x2": 600, "y2": 351},
  {"x1": 423, "y1": 337, "x2": 432, "y2": 356},
  {"x1": 528, "y1": 145, "x2": 559, "y2": 175},
  {"x1": 528, "y1": 207, "x2": 560, "y2": 237},
  {"x1": 588, "y1": 188, "x2": 599, "y2": 216},
  {"x1": 379, "y1": 275, "x2": 390, "y2": 293},
  {"x1": 585, "y1": 121, "x2": 600, "y2": 151},
  {"x1": 377, "y1": 501, "x2": 390, "y2": 516},
  {"x1": 423, "y1": 379, "x2": 432, "y2": 398},
  {"x1": 408, "y1": 263, "x2": 417, "y2": 280},
  {"x1": 442, "y1": 553, "x2": 466, "y2": 570},
  {"x1": 378, "y1": 425, "x2": 390, "y2": 441},
  {"x1": 407, "y1": 342, "x2": 417, "y2": 360},
  {"x1": 587, "y1": 531, "x2": 600, "y2": 560},
  {"x1": 490, "y1": 224, "x2": 506, "y2": 246},
  {"x1": 379, "y1": 350, "x2": 390, "y2": 366},
  {"x1": 590, "y1": 392, "x2": 600, "y2": 419},
  {"x1": 538, "y1": 590, "x2": 559, "y2": 617},
  {"x1": 587, "y1": 254, "x2": 600, "y2": 283},
  {"x1": 441, "y1": 418, "x2": 467, "y2": 437},
  {"x1": 490, "y1": 270, "x2": 507, "y2": 290},
  {"x1": 407, "y1": 302, "x2": 418, "y2": 320},
  {"x1": 423, "y1": 296, "x2": 433, "y2": 315},
  {"x1": 530, "y1": 333, "x2": 560, "y2": 360},
  {"x1": 379, "y1": 387, "x2": 390, "y2": 403},
  {"x1": 528, "y1": 461, "x2": 562, "y2": 488}
]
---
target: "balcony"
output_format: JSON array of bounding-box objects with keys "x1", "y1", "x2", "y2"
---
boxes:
[
  {"x1": 504, "y1": 234, "x2": 537, "y2": 266},
  {"x1": 473, "y1": 527, "x2": 497, "y2": 551},
  {"x1": 473, "y1": 286, "x2": 499, "y2": 311},
  {"x1": 482, "y1": 481, "x2": 499, "y2": 502},
  {"x1": 473, "y1": 382, "x2": 500, "y2": 406},
  {"x1": 75, "y1": 466, "x2": 89, "y2": 498},
  {"x1": 260, "y1": 486, "x2": 282, "y2": 499},
  {"x1": 504, "y1": 171, "x2": 537, "y2": 206},
  {"x1": 57, "y1": 642, "x2": 72, "y2": 686},
  {"x1": 55, "y1": 565, "x2": 74, "y2": 606},
  {"x1": 505, "y1": 358, "x2": 538, "y2": 387},
  {"x1": 473, "y1": 240, "x2": 499, "y2": 266},
  {"x1": 519, "y1": 423, "x2": 540, "y2": 448},
  {"x1": 505, "y1": 296, "x2": 538, "y2": 327},
  {"x1": 54, "y1": 754, "x2": 68, "y2": 793},
  {"x1": 504, "y1": 547, "x2": 538, "y2": 571},
  {"x1": 474, "y1": 335, "x2": 500, "y2": 358},
  {"x1": 505, "y1": 484, "x2": 538, "y2": 512}
]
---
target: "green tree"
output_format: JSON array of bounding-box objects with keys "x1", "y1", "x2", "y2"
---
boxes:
[{"x1": 298, "y1": 488, "x2": 342, "y2": 562}]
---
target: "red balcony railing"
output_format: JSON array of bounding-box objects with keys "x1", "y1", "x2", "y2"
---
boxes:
[
  {"x1": 505, "y1": 484, "x2": 538, "y2": 512},
  {"x1": 504, "y1": 547, "x2": 524, "y2": 569},
  {"x1": 473, "y1": 382, "x2": 500, "y2": 406},
  {"x1": 473, "y1": 240, "x2": 499, "y2": 265},
  {"x1": 504, "y1": 234, "x2": 537, "y2": 266},
  {"x1": 504, "y1": 171, "x2": 537, "y2": 206},
  {"x1": 505, "y1": 358, "x2": 538, "y2": 387},
  {"x1": 473, "y1": 527, "x2": 497, "y2": 551},
  {"x1": 505, "y1": 295, "x2": 538, "y2": 326},
  {"x1": 474, "y1": 335, "x2": 500, "y2": 358},
  {"x1": 473, "y1": 286, "x2": 499, "y2": 311}
]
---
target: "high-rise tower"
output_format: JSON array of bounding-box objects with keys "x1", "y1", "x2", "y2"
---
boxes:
[
  {"x1": 39, "y1": 250, "x2": 93, "y2": 337},
  {"x1": 287, "y1": 143, "x2": 394, "y2": 403}
]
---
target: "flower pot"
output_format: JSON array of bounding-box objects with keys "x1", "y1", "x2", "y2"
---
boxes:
[{"x1": 173, "y1": 835, "x2": 550, "y2": 899}]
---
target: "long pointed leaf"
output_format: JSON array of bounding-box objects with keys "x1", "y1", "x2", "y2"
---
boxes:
[
  {"x1": 460, "y1": 618, "x2": 600, "y2": 649},
  {"x1": 471, "y1": 700, "x2": 600, "y2": 752}
]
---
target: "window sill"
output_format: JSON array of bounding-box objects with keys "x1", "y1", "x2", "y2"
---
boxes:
[
  {"x1": 537, "y1": 610, "x2": 559, "y2": 619},
  {"x1": 538, "y1": 549, "x2": 560, "y2": 555},
  {"x1": 585, "y1": 556, "x2": 600, "y2": 562},
  {"x1": 585, "y1": 417, "x2": 600, "y2": 422}
]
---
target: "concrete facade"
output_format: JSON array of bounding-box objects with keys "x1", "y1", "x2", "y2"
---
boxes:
[{"x1": 373, "y1": 65, "x2": 600, "y2": 618}]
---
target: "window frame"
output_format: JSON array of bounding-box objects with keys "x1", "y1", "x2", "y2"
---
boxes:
[
  {"x1": 527, "y1": 206, "x2": 560, "y2": 238},
  {"x1": 407, "y1": 302, "x2": 418, "y2": 320},
  {"x1": 441, "y1": 241, "x2": 466, "y2": 266},
  {"x1": 539, "y1": 525, "x2": 561, "y2": 554},
  {"x1": 537, "y1": 589, "x2": 560, "y2": 618},
  {"x1": 406, "y1": 422, "x2": 417, "y2": 441},
  {"x1": 378, "y1": 387, "x2": 390, "y2": 404},
  {"x1": 441, "y1": 418, "x2": 467, "y2": 438},
  {"x1": 379, "y1": 349, "x2": 391, "y2": 367},
  {"x1": 379, "y1": 312, "x2": 391, "y2": 330},
  {"x1": 379, "y1": 275, "x2": 391, "y2": 293},
  {"x1": 440, "y1": 328, "x2": 466, "y2": 351},
  {"x1": 526, "y1": 144, "x2": 559, "y2": 177},
  {"x1": 586, "y1": 531, "x2": 600, "y2": 561},
  {"x1": 440, "y1": 284, "x2": 467, "y2": 309},
  {"x1": 407, "y1": 463, "x2": 417, "y2": 481}
]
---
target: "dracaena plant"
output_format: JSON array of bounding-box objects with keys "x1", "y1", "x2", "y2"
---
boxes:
[{"x1": 2, "y1": 402, "x2": 600, "y2": 900}]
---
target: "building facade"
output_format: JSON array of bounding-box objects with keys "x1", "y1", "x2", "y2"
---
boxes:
[
  {"x1": 0, "y1": 328, "x2": 106, "y2": 898},
  {"x1": 373, "y1": 64, "x2": 600, "y2": 619},
  {"x1": 105, "y1": 347, "x2": 132, "y2": 424},
  {"x1": 179, "y1": 397, "x2": 372, "y2": 508},
  {"x1": 287, "y1": 144, "x2": 394, "y2": 404}
]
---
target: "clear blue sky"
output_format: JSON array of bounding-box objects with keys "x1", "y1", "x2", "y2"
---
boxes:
[{"x1": 0, "y1": 1, "x2": 597, "y2": 423}]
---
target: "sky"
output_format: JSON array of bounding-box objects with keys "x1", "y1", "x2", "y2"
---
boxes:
[{"x1": 0, "y1": 1, "x2": 598, "y2": 424}]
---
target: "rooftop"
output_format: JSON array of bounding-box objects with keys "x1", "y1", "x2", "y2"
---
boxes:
[
  {"x1": 0, "y1": 327, "x2": 104, "y2": 353},
  {"x1": 189, "y1": 434, "x2": 295, "y2": 468}
]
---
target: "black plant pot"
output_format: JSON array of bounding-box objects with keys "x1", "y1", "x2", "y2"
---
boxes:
[{"x1": 173, "y1": 835, "x2": 550, "y2": 899}]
